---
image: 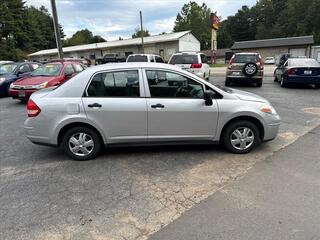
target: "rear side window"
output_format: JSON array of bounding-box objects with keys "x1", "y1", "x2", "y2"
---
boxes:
[
  {"x1": 200, "y1": 54, "x2": 207, "y2": 64},
  {"x1": 234, "y1": 54, "x2": 259, "y2": 63},
  {"x1": 155, "y1": 56, "x2": 165, "y2": 63},
  {"x1": 87, "y1": 70, "x2": 140, "y2": 97},
  {"x1": 127, "y1": 55, "x2": 148, "y2": 62},
  {"x1": 146, "y1": 70, "x2": 204, "y2": 98},
  {"x1": 169, "y1": 54, "x2": 198, "y2": 64}
]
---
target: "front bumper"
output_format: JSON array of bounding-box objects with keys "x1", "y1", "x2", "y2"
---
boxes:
[
  {"x1": 263, "y1": 114, "x2": 281, "y2": 141},
  {"x1": 9, "y1": 88, "x2": 36, "y2": 99}
]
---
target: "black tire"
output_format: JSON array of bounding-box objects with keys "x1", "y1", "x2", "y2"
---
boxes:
[
  {"x1": 280, "y1": 76, "x2": 287, "y2": 88},
  {"x1": 256, "y1": 80, "x2": 262, "y2": 87},
  {"x1": 242, "y1": 62, "x2": 258, "y2": 77},
  {"x1": 61, "y1": 126, "x2": 102, "y2": 161},
  {"x1": 221, "y1": 120, "x2": 261, "y2": 154},
  {"x1": 225, "y1": 78, "x2": 231, "y2": 86},
  {"x1": 19, "y1": 99, "x2": 28, "y2": 104},
  {"x1": 314, "y1": 84, "x2": 320, "y2": 89}
]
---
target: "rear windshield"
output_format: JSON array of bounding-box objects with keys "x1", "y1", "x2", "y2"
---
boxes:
[
  {"x1": 169, "y1": 54, "x2": 198, "y2": 64},
  {"x1": 127, "y1": 55, "x2": 148, "y2": 62},
  {"x1": 234, "y1": 54, "x2": 259, "y2": 63},
  {"x1": 288, "y1": 59, "x2": 320, "y2": 67},
  {"x1": 32, "y1": 63, "x2": 62, "y2": 76}
]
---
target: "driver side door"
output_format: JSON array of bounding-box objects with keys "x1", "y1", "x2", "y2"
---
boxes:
[{"x1": 144, "y1": 69, "x2": 219, "y2": 142}]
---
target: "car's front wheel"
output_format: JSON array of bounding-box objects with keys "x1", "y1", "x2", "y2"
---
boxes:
[
  {"x1": 62, "y1": 127, "x2": 102, "y2": 160},
  {"x1": 221, "y1": 120, "x2": 261, "y2": 154},
  {"x1": 225, "y1": 78, "x2": 231, "y2": 86}
]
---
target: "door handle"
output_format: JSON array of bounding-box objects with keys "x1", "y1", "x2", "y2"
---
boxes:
[
  {"x1": 88, "y1": 103, "x2": 102, "y2": 108},
  {"x1": 151, "y1": 104, "x2": 165, "y2": 109}
]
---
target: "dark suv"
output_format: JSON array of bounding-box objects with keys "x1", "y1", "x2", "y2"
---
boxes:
[{"x1": 226, "y1": 53, "x2": 264, "y2": 87}]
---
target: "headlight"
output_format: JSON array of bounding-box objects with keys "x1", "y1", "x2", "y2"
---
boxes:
[
  {"x1": 32, "y1": 82, "x2": 48, "y2": 90},
  {"x1": 0, "y1": 78, "x2": 6, "y2": 85},
  {"x1": 261, "y1": 104, "x2": 277, "y2": 115}
]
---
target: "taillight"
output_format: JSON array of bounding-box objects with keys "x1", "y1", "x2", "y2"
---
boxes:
[
  {"x1": 191, "y1": 63, "x2": 202, "y2": 68},
  {"x1": 287, "y1": 68, "x2": 297, "y2": 75},
  {"x1": 228, "y1": 56, "x2": 235, "y2": 69},
  {"x1": 259, "y1": 56, "x2": 264, "y2": 70},
  {"x1": 27, "y1": 99, "x2": 41, "y2": 117}
]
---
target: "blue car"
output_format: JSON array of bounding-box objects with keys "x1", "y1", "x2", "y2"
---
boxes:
[
  {"x1": 274, "y1": 58, "x2": 320, "y2": 88},
  {"x1": 0, "y1": 62, "x2": 41, "y2": 97}
]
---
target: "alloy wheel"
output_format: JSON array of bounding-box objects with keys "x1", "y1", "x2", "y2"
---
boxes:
[
  {"x1": 230, "y1": 127, "x2": 255, "y2": 151},
  {"x1": 68, "y1": 132, "x2": 94, "y2": 157}
]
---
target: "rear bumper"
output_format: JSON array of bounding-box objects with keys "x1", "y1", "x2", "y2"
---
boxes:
[
  {"x1": 285, "y1": 75, "x2": 320, "y2": 84},
  {"x1": 9, "y1": 88, "x2": 36, "y2": 99}
]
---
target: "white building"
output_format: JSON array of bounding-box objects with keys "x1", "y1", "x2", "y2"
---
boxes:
[{"x1": 28, "y1": 31, "x2": 200, "y2": 62}]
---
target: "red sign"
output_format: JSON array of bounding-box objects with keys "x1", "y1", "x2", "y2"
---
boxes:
[{"x1": 211, "y1": 12, "x2": 221, "y2": 30}]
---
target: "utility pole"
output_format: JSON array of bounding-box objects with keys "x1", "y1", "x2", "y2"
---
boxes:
[
  {"x1": 140, "y1": 11, "x2": 144, "y2": 54},
  {"x1": 50, "y1": 0, "x2": 63, "y2": 59}
]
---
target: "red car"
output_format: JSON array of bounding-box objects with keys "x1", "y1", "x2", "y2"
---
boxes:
[{"x1": 9, "y1": 61, "x2": 85, "y2": 101}]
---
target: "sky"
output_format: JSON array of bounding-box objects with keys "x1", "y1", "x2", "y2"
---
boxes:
[{"x1": 25, "y1": 0, "x2": 257, "y2": 41}]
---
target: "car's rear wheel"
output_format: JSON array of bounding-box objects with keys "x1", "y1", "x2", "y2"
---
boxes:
[
  {"x1": 280, "y1": 76, "x2": 287, "y2": 88},
  {"x1": 221, "y1": 120, "x2": 261, "y2": 154},
  {"x1": 62, "y1": 127, "x2": 102, "y2": 161}
]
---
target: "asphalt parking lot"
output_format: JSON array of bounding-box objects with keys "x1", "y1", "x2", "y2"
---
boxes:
[{"x1": 1, "y1": 67, "x2": 320, "y2": 240}]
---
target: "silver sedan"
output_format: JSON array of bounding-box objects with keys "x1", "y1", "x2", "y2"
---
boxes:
[{"x1": 24, "y1": 63, "x2": 281, "y2": 160}]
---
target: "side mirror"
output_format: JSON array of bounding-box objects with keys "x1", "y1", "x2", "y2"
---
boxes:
[{"x1": 204, "y1": 91, "x2": 214, "y2": 106}]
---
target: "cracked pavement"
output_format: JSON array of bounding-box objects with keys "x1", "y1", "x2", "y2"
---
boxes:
[{"x1": 1, "y1": 75, "x2": 320, "y2": 240}]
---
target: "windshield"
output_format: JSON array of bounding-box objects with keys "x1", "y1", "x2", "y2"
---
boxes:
[
  {"x1": 0, "y1": 63, "x2": 18, "y2": 75},
  {"x1": 234, "y1": 54, "x2": 259, "y2": 63},
  {"x1": 127, "y1": 55, "x2": 148, "y2": 62},
  {"x1": 32, "y1": 64, "x2": 62, "y2": 76},
  {"x1": 289, "y1": 59, "x2": 320, "y2": 67},
  {"x1": 169, "y1": 55, "x2": 198, "y2": 64}
]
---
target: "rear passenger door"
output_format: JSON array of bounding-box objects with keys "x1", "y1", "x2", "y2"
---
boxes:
[
  {"x1": 144, "y1": 69, "x2": 219, "y2": 142},
  {"x1": 82, "y1": 69, "x2": 148, "y2": 144}
]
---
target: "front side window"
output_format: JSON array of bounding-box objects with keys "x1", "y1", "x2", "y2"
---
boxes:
[
  {"x1": 87, "y1": 70, "x2": 140, "y2": 97},
  {"x1": 18, "y1": 64, "x2": 31, "y2": 74},
  {"x1": 146, "y1": 70, "x2": 204, "y2": 98}
]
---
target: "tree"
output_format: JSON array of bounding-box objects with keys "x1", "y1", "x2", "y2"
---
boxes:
[
  {"x1": 173, "y1": 1, "x2": 211, "y2": 50},
  {"x1": 0, "y1": 1, "x2": 65, "y2": 60},
  {"x1": 64, "y1": 29, "x2": 106, "y2": 46},
  {"x1": 132, "y1": 26, "x2": 150, "y2": 38}
]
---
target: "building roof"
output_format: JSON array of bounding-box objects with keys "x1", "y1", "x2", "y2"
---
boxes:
[
  {"x1": 29, "y1": 31, "x2": 192, "y2": 57},
  {"x1": 231, "y1": 36, "x2": 314, "y2": 50}
]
